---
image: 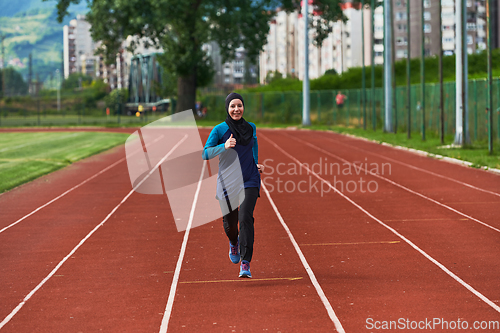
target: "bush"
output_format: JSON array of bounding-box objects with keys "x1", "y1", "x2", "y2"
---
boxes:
[
  {"x1": 62, "y1": 73, "x2": 93, "y2": 90},
  {"x1": 104, "y1": 88, "x2": 129, "y2": 109}
]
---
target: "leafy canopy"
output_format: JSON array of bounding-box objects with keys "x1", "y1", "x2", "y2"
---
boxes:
[{"x1": 48, "y1": 0, "x2": 360, "y2": 74}]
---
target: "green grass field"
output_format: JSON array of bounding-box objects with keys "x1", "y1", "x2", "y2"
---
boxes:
[
  {"x1": 0, "y1": 132, "x2": 130, "y2": 193},
  {"x1": 0, "y1": 114, "x2": 167, "y2": 128}
]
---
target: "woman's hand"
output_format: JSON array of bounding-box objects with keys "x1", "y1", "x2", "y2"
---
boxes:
[
  {"x1": 256, "y1": 164, "x2": 264, "y2": 173},
  {"x1": 225, "y1": 134, "x2": 236, "y2": 149}
]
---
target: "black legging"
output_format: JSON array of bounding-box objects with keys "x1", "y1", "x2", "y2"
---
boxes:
[{"x1": 221, "y1": 187, "x2": 259, "y2": 262}]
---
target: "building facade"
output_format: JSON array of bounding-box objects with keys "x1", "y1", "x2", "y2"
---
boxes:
[
  {"x1": 204, "y1": 42, "x2": 258, "y2": 87},
  {"x1": 260, "y1": 0, "x2": 497, "y2": 84},
  {"x1": 381, "y1": 0, "x2": 489, "y2": 61},
  {"x1": 63, "y1": 15, "x2": 95, "y2": 79},
  {"x1": 259, "y1": 1, "x2": 370, "y2": 83}
]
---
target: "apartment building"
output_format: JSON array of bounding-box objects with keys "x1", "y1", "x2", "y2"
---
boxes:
[
  {"x1": 63, "y1": 15, "x2": 95, "y2": 79},
  {"x1": 259, "y1": 1, "x2": 370, "y2": 83},
  {"x1": 63, "y1": 17, "x2": 133, "y2": 90},
  {"x1": 204, "y1": 42, "x2": 258, "y2": 86},
  {"x1": 381, "y1": 0, "x2": 489, "y2": 61}
]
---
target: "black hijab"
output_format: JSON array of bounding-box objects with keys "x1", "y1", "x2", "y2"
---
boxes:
[{"x1": 225, "y1": 92, "x2": 253, "y2": 146}]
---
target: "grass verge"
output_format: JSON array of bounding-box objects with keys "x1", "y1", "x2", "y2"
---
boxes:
[{"x1": 0, "y1": 131, "x2": 130, "y2": 193}]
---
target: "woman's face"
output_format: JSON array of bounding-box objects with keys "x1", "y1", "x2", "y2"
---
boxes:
[{"x1": 228, "y1": 99, "x2": 244, "y2": 120}]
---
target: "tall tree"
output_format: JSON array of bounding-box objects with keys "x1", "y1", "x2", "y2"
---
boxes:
[{"x1": 49, "y1": 0, "x2": 350, "y2": 112}]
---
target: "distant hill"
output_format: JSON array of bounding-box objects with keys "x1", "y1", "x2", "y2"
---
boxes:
[
  {"x1": 0, "y1": 0, "x2": 88, "y2": 82},
  {"x1": 1, "y1": 0, "x2": 88, "y2": 17}
]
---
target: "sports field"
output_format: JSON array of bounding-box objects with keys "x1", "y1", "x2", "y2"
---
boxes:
[
  {"x1": 0, "y1": 130, "x2": 130, "y2": 193},
  {"x1": 0, "y1": 127, "x2": 499, "y2": 332}
]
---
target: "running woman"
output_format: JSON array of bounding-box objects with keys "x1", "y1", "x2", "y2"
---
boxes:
[{"x1": 202, "y1": 92, "x2": 263, "y2": 278}]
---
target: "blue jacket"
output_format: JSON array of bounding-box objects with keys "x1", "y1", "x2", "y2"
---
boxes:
[{"x1": 203, "y1": 122, "x2": 261, "y2": 199}]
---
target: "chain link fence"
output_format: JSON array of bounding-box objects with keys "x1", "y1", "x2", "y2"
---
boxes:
[
  {"x1": 0, "y1": 97, "x2": 167, "y2": 127},
  {"x1": 202, "y1": 78, "x2": 500, "y2": 143}
]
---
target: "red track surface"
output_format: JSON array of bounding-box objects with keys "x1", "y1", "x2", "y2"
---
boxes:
[{"x1": 0, "y1": 127, "x2": 499, "y2": 332}]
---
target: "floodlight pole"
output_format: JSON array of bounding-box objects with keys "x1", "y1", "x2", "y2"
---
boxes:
[
  {"x1": 302, "y1": 0, "x2": 311, "y2": 126},
  {"x1": 56, "y1": 69, "x2": 61, "y2": 112},
  {"x1": 406, "y1": 0, "x2": 411, "y2": 138},
  {"x1": 371, "y1": 0, "x2": 376, "y2": 130},
  {"x1": 487, "y1": 0, "x2": 493, "y2": 153},
  {"x1": 421, "y1": 0, "x2": 426, "y2": 141},
  {"x1": 454, "y1": 0, "x2": 469, "y2": 146},
  {"x1": 383, "y1": 0, "x2": 393, "y2": 132},
  {"x1": 362, "y1": 0, "x2": 367, "y2": 130}
]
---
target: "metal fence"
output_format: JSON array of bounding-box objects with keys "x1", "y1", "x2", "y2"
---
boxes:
[
  {"x1": 202, "y1": 78, "x2": 500, "y2": 143},
  {"x1": 0, "y1": 104, "x2": 167, "y2": 127},
  {"x1": 2, "y1": 78, "x2": 499, "y2": 144}
]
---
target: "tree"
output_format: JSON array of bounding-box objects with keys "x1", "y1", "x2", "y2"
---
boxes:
[
  {"x1": 324, "y1": 68, "x2": 338, "y2": 76},
  {"x1": 0, "y1": 68, "x2": 29, "y2": 97},
  {"x1": 61, "y1": 73, "x2": 93, "y2": 90},
  {"x1": 265, "y1": 70, "x2": 283, "y2": 84},
  {"x1": 49, "y1": 0, "x2": 352, "y2": 112}
]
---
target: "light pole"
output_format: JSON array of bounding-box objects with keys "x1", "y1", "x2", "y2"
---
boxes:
[
  {"x1": 383, "y1": 0, "x2": 393, "y2": 132},
  {"x1": 56, "y1": 69, "x2": 61, "y2": 112},
  {"x1": 487, "y1": 0, "x2": 493, "y2": 153},
  {"x1": 454, "y1": 0, "x2": 469, "y2": 146},
  {"x1": 302, "y1": 0, "x2": 311, "y2": 126},
  {"x1": 362, "y1": 0, "x2": 367, "y2": 130},
  {"x1": 421, "y1": 0, "x2": 426, "y2": 141},
  {"x1": 406, "y1": 0, "x2": 411, "y2": 138},
  {"x1": 371, "y1": 0, "x2": 376, "y2": 130}
]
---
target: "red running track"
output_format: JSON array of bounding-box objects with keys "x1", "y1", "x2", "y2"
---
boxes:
[{"x1": 0, "y1": 127, "x2": 499, "y2": 332}]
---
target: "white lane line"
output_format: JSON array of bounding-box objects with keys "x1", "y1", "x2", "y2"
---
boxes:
[
  {"x1": 285, "y1": 133, "x2": 500, "y2": 234},
  {"x1": 159, "y1": 160, "x2": 206, "y2": 333},
  {"x1": 0, "y1": 158, "x2": 124, "y2": 234},
  {"x1": 261, "y1": 133, "x2": 500, "y2": 314},
  {"x1": 322, "y1": 133, "x2": 500, "y2": 198},
  {"x1": 0, "y1": 135, "x2": 165, "y2": 235},
  {"x1": 0, "y1": 135, "x2": 187, "y2": 330},
  {"x1": 262, "y1": 182, "x2": 345, "y2": 333}
]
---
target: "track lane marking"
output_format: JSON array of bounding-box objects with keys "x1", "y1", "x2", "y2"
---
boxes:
[
  {"x1": 301, "y1": 241, "x2": 400, "y2": 246},
  {"x1": 385, "y1": 218, "x2": 469, "y2": 222},
  {"x1": 179, "y1": 277, "x2": 303, "y2": 284},
  {"x1": 0, "y1": 134, "x2": 187, "y2": 330},
  {"x1": 284, "y1": 133, "x2": 500, "y2": 234},
  {"x1": 159, "y1": 159, "x2": 206, "y2": 333},
  {"x1": 262, "y1": 182, "x2": 346, "y2": 333},
  {"x1": 320, "y1": 132, "x2": 500, "y2": 198},
  {"x1": 0, "y1": 135, "x2": 165, "y2": 235},
  {"x1": 261, "y1": 133, "x2": 500, "y2": 315}
]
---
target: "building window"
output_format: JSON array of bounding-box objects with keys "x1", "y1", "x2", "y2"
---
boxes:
[
  {"x1": 424, "y1": 11, "x2": 431, "y2": 21},
  {"x1": 396, "y1": 37, "x2": 407, "y2": 45},
  {"x1": 396, "y1": 11, "x2": 407, "y2": 21},
  {"x1": 398, "y1": 24, "x2": 407, "y2": 32},
  {"x1": 424, "y1": 23, "x2": 432, "y2": 33},
  {"x1": 467, "y1": 23, "x2": 477, "y2": 31},
  {"x1": 424, "y1": 0, "x2": 431, "y2": 8},
  {"x1": 467, "y1": 35, "x2": 473, "y2": 45},
  {"x1": 396, "y1": 49, "x2": 408, "y2": 58}
]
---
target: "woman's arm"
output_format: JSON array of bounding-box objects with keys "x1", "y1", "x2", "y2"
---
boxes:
[
  {"x1": 251, "y1": 123, "x2": 258, "y2": 164},
  {"x1": 202, "y1": 127, "x2": 225, "y2": 160},
  {"x1": 203, "y1": 125, "x2": 236, "y2": 160}
]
